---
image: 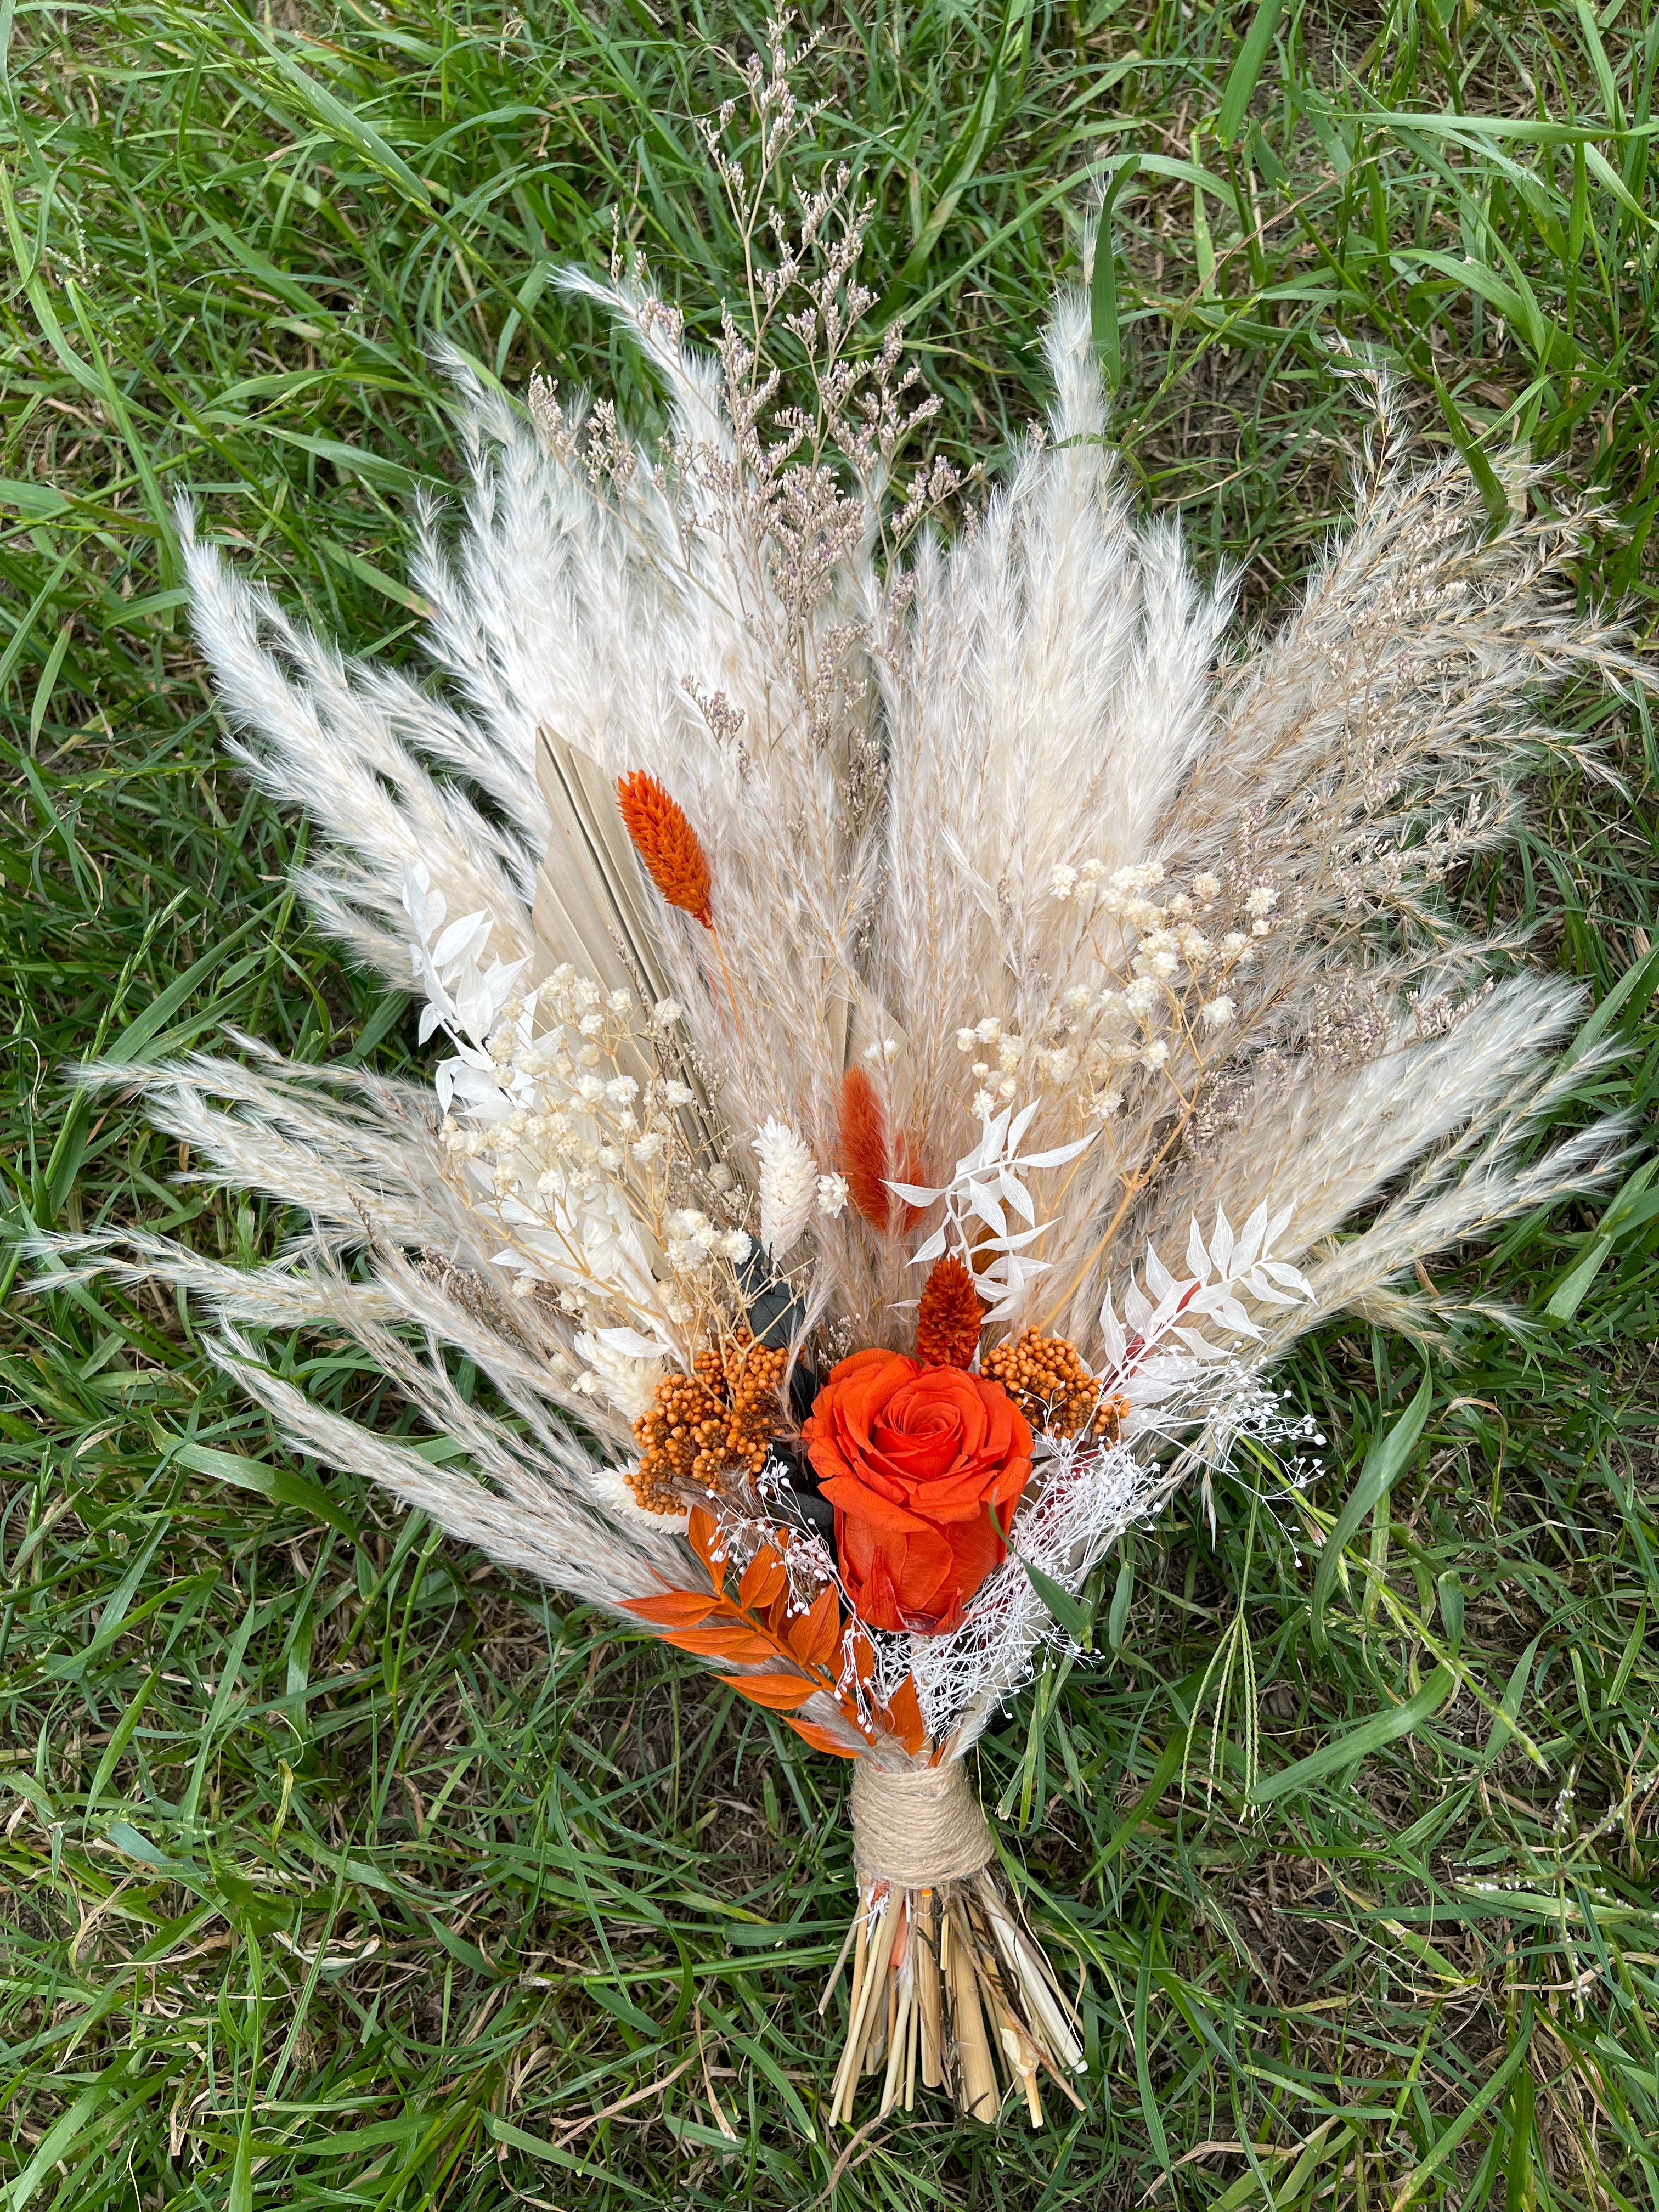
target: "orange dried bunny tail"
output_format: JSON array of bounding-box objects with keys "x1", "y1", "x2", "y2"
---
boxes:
[
  {"x1": 838, "y1": 1068, "x2": 926, "y2": 1235},
  {"x1": 839, "y1": 1066, "x2": 894, "y2": 1232},
  {"x1": 617, "y1": 769, "x2": 712, "y2": 927}
]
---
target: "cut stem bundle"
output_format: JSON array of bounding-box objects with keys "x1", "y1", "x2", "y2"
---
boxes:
[{"x1": 821, "y1": 1867, "x2": 1085, "y2": 2126}]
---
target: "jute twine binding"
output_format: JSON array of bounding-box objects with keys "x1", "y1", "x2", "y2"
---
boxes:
[{"x1": 850, "y1": 1759, "x2": 995, "y2": 1887}]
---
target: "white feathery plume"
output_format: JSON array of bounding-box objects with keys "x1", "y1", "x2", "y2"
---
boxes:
[{"x1": 754, "y1": 1117, "x2": 820, "y2": 1259}]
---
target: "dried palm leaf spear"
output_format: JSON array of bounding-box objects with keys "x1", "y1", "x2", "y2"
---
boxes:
[{"x1": 44, "y1": 99, "x2": 1651, "y2": 2126}]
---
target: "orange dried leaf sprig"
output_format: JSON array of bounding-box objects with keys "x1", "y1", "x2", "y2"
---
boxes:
[
  {"x1": 620, "y1": 1504, "x2": 928, "y2": 1758},
  {"x1": 617, "y1": 769, "x2": 713, "y2": 927},
  {"x1": 915, "y1": 1252, "x2": 986, "y2": 1369},
  {"x1": 983, "y1": 1328, "x2": 1126, "y2": 1442}
]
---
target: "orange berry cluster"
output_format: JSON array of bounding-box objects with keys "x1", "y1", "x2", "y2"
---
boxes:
[
  {"x1": 983, "y1": 1328, "x2": 1123, "y2": 1442},
  {"x1": 629, "y1": 1330, "x2": 788, "y2": 1513}
]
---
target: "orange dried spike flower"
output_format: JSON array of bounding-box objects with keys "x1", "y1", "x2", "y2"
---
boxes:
[
  {"x1": 616, "y1": 769, "x2": 712, "y2": 927},
  {"x1": 838, "y1": 1065, "x2": 894, "y2": 1232},
  {"x1": 915, "y1": 1252, "x2": 985, "y2": 1368},
  {"x1": 837, "y1": 1068, "x2": 925, "y2": 1235}
]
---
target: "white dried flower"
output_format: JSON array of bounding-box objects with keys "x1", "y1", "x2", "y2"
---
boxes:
[
  {"x1": 816, "y1": 1173, "x2": 849, "y2": 1218},
  {"x1": 1049, "y1": 862, "x2": 1078, "y2": 899},
  {"x1": 652, "y1": 997, "x2": 683, "y2": 1025},
  {"x1": 1141, "y1": 1040, "x2": 1170, "y2": 1070},
  {"x1": 754, "y1": 1116, "x2": 819, "y2": 1258},
  {"x1": 1200, "y1": 996, "x2": 1237, "y2": 1029},
  {"x1": 956, "y1": 1028, "x2": 977, "y2": 1053},
  {"x1": 607, "y1": 989, "x2": 634, "y2": 1013},
  {"x1": 574, "y1": 1331, "x2": 664, "y2": 1420},
  {"x1": 1091, "y1": 1090, "x2": 1124, "y2": 1119},
  {"x1": 1245, "y1": 885, "x2": 1278, "y2": 916},
  {"x1": 1193, "y1": 872, "x2": 1220, "y2": 900},
  {"x1": 971, "y1": 1088, "x2": 995, "y2": 1118}
]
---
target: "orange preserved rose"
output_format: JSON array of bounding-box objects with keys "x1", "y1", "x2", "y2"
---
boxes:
[{"x1": 800, "y1": 1349, "x2": 1033, "y2": 1634}]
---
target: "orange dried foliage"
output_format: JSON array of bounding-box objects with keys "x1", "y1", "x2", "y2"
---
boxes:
[
  {"x1": 982, "y1": 1327, "x2": 1127, "y2": 1441},
  {"x1": 616, "y1": 769, "x2": 712, "y2": 927},
  {"x1": 915, "y1": 1252, "x2": 985, "y2": 1368},
  {"x1": 786, "y1": 1717, "x2": 860, "y2": 1758},
  {"x1": 621, "y1": 1589, "x2": 724, "y2": 1628},
  {"x1": 623, "y1": 1509, "x2": 930, "y2": 1759},
  {"x1": 718, "y1": 1670, "x2": 820, "y2": 1711},
  {"x1": 785, "y1": 1582, "x2": 842, "y2": 1671},
  {"x1": 877, "y1": 1674, "x2": 928, "y2": 1757}
]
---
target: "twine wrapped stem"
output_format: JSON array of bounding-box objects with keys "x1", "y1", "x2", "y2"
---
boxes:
[{"x1": 820, "y1": 1759, "x2": 1087, "y2": 2128}]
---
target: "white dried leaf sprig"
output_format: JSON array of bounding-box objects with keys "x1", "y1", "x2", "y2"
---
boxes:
[
  {"x1": 402, "y1": 861, "x2": 528, "y2": 1104},
  {"x1": 1099, "y1": 1200, "x2": 1314, "y2": 1417},
  {"x1": 889, "y1": 1101, "x2": 1096, "y2": 1323}
]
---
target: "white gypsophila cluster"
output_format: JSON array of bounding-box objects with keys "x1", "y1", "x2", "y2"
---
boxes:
[
  {"x1": 909, "y1": 1432, "x2": 1153, "y2": 1740},
  {"x1": 952, "y1": 862, "x2": 1281, "y2": 1127},
  {"x1": 404, "y1": 862, "x2": 753, "y2": 1412}
]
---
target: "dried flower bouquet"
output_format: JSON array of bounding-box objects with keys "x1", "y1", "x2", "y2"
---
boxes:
[{"x1": 47, "y1": 48, "x2": 1650, "y2": 2130}]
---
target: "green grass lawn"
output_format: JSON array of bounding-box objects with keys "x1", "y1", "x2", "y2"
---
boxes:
[{"x1": 4, "y1": 1, "x2": 1659, "y2": 2205}]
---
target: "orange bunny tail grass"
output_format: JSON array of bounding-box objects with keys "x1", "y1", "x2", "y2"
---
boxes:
[
  {"x1": 915, "y1": 1254, "x2": 986, "y2": 1368},
  {"x1": 616, "y1": 769, "x2": 713, "y2": 927},
  {"x1": 840, "y1": 1066, "x2": 910, "y2": 1234}
]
